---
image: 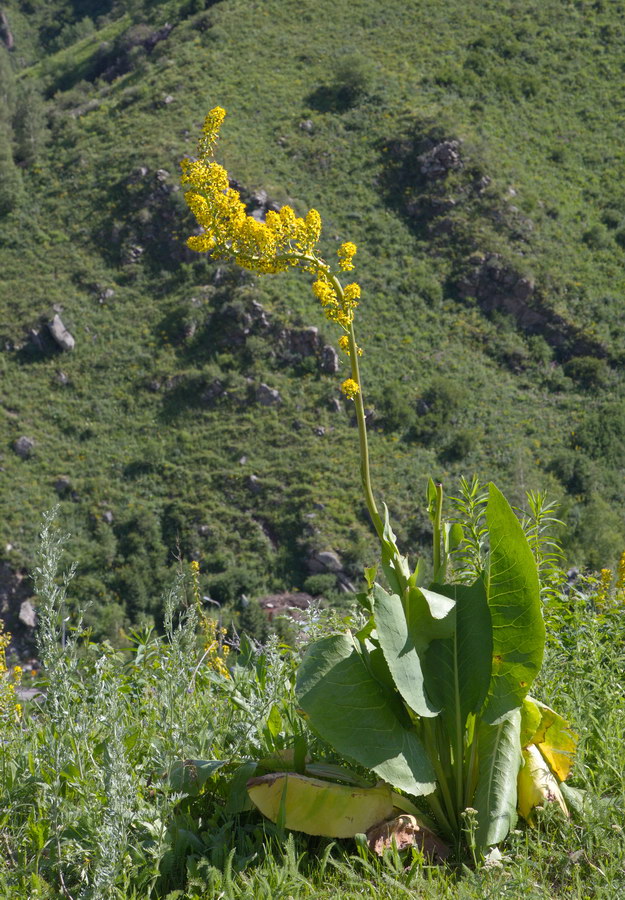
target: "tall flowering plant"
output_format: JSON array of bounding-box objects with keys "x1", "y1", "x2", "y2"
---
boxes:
[{"x1": 180, "y1": 109, "x2": 578, "y2": 855}]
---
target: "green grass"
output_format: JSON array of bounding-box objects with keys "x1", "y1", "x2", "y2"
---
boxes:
[{"x1": 0, "y1": 523, "x2": 623, "y2": 899}]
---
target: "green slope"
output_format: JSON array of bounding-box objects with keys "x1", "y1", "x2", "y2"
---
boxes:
[{"x1": 1, "y1": 0, "x2": 625, "y2": 638}]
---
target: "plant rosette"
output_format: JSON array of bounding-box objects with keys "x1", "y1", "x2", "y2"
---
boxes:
[{"x1": 180, "y1": 107, "x2": 579, "y2": 857}]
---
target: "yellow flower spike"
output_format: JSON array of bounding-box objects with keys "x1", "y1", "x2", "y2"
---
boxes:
[
  {"x1": 341, "y1": 378, "x2": 360, "y2": 400},
  {"x1": 338, "y1": 335, "x2": 350, "y2": 354},
  {"x1": 198, "y1": 106, "x2": 226, "y2": 159}
]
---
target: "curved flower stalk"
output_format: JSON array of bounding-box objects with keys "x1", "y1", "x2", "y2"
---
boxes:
[
  {"x1": 180, "y1": 108, "x2": 579, "y2": 857},
  {"x1": 181, "y1": 107, "x2": 383, "y2": 539}
]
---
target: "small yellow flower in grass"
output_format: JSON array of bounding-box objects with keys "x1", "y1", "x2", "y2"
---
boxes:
[
  {"x1": 341, "y1": 378, "x2": 360, "y2": 400},
  {"x1": 338, "y1": 241, "x2": 357, "y2": 271}
]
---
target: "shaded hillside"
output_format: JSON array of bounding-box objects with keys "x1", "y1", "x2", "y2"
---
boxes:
[{"x1": 1, "y1": 0, "x2": 625, "y2": 641}]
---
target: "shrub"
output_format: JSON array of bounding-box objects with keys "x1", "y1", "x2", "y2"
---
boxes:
[
  {"x1": 332, "y1": 53, "x2": 374, "y2": 105},
  {"x1": 574, "y1": 399, "x2": 625, "y2": 468},
  {"x1": 303, "y1": 573, "x2": 337, "y2": 596},
  {"x1": 563, "y1": 356, "x2": 609, "y2": 390},
  {"x1": 582, "y1": 223, "x2": 611, "y2": 250},
  {"x1": 376, "y1": 381, "x2": 417, "y2": 432},
  {"x1": 548, "y1": 450, "x2": 595, "y2": 496}
]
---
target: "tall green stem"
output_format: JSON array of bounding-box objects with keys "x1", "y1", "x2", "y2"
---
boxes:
[{"x1": 347, "y1": 321, "x2": 383, "y2": 540}]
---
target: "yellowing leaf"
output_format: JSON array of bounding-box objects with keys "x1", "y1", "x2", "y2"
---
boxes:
[
  {"x1": 517, "y1": 744, "x2": 568, "y2": 822},
  {"x1": 247, "y1": 772, "x2": 393, "y2": 838},
  {"x1": 523, "y1": 699, "x2": 578, "y2": 782}
]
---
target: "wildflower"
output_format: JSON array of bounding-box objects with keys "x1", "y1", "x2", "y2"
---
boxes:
[
  {"x1": 338, "y1": 241, "x2": 357, "y2": 271},
  {"x1": 0, "y1": 622, "x2": 21, "y2": 723},
  {"x1": 181, "y1": 107, "x2": 323, "y2": 276},
  {"x1": 341, "y1": 378, "x2": 360, "y2": 400},
  {"x1": 343, "y1": 282, "x2": 361, "y2": 307},
  {"x1": 338, "y1": 335, "x2": 362, "y2": 356}
]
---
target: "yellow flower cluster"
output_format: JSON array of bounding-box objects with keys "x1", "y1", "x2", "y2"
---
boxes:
[
  {"x1": 191, "y1": 560, "x2": 230, "y2": 678},
  {"x1": 341, "y1": 378, "x2": 360, "y2": 400},
  {"x1": 181, "y1": 108, "x2": 322, "y2": 275},
  {"x1": 201, "y1": 616, "x2": 231, "y2": 680},
  {"x1": 338, "y1": 241, "x2": 357, "y2": 271},
  {"x1": 312, "y1": 273, "x2": 361, "y2": 329},
  {"x1": 0, "y1": 624, "x2": 22, "y2": 723},
  {"x1": 182, "y1": 106, "x2": 365, "y2": 376},
  {"x1": 338, "y1": 335, "x2": 363, "y2": 356}
]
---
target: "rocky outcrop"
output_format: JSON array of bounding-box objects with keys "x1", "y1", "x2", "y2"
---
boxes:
[
  {"x1": 0, "y1": 8, "x2": 14, "y2": 50},
  {"x1": 0, "y1": 563, "x2": 36, "y2": 657},
  {"x1": 455, "y1": 253, "x2": 608, "y2": 358},
  {"x1": 418, "y1": 140, "x2": 463, "y2": 179}
]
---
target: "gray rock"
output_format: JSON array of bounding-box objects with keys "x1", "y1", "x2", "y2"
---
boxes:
[
  {"x1": 201, "y1": 378, "x2": 225, "y2": 406},
  {"x1": 250, "y1": 300, "x2": 270, "y2": 329},
  {"x1": 18, "y1": 600, "x2": 36, "y2": 629},
  {"x1": 308, "y1": 550, "x2": 343, "y2": 574},
  {"x1": 418, "y1": 140, "x2": 462, "y2": 179},
  {"x1": 257, "y1": 383, "x2": 282, "y2": 406},
  {"x1": 329, "y1": 397, "x2": 343, "y2": 413},
  {"x1": 54, "y1": 476, "x2": 71, "y2": 496},
  {"x1": 13, "y1": 436, "x2": 35, "y2": 459},
  {"x1": 246, "y1": 474, "x2": 262, "y2": 494},
  {"x1": 289, "y1": 327, "x2": 320, "y2": 358},
  {"x1": 48, "y1": 315, "x2": 75, "y2": 351},
  {"x1": 102, "y1": 511, "x2": 114, "y2": 525},
  {"x1": 314, "y1": 426, "x2": 325, "y2": 436},
  {"x1": 320, "y1": 344, "x2": 339, "y2": 374},
  {"x1": 299, "y1": 119, "x2": 314, "y2": 133}
]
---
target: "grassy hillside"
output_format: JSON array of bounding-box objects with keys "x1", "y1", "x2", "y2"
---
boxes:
[{"x1": 2, "y1": 0, "x2": 625, "y2": 639}]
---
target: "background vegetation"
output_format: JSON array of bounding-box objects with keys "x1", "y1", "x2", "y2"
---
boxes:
[
  {"x1": 2, "y1": 0, "x2": 625, "y2": 639},
  {"x1": 0, "y1": 524, "x2": 623, "y2": 898}
]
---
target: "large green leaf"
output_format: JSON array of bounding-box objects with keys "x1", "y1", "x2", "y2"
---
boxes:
[
  {"x1": 296, "y1": 633, "x2": 436, "y2": 796},
  {"x1": 425, "y1": 578, "x2": 492, "y2": 740},
  {"x1": 482, "y1": 484, "x2": 545, "y2": 724},
  {"x1": 473, "y1": 709, "x2": 522, "y2": 849},
  {"x1": 373, "y1": 583, "x2": 455, "y2": 718}
]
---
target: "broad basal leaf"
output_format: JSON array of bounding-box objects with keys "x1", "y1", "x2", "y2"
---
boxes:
[
  {"x1": 296, "y1": 633, "x2": 436, "y2": 796},
  {"x1": 482, "y1": 484, "x2": 545, "y2": 724},
  {"x1": 425, "y1": 577, "x2": 492, "y2": 741},
  {"x1": 373, "y1": 583, "x2": 455, "y2": 718},
  {"x1": 247, "y1": 772, "x2": 394, "y2": 838},
  {"x1": 473, "y1": 709, "x2": 523, "y2": 849}
]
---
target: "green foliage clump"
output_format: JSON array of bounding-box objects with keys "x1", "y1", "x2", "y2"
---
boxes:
[{"x1": 563, "y1": 356, "x2": 609, "y2": 390}]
